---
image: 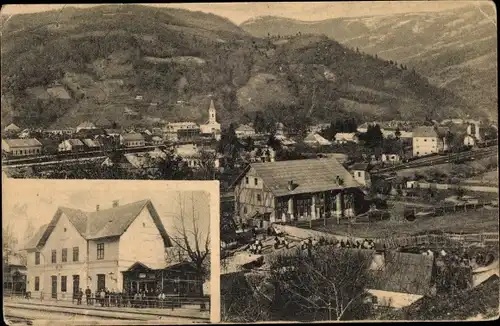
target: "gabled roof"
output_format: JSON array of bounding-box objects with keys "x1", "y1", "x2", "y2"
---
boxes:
[
  {"x1": 304, "y1": 133, "x2": 332, "y2": 146},
  {"x1": 351, "y1": 163, "x2": 373, "y2": 171},
  {"x1": 236, "y1": 124, "x2": 255, "y2": 132},
  {"x1": 82, "y1": 138, "x2": 101, "y2": 147},
  {"x1": 234, "y1": 158, "x2": 361, "y2": 197},
  {"x1": 65, "y1": 139, "x2": 84, "y2": 146},
  {"x1": 2, "y1": 138, "x2": 42, "y2": 147},
  {"x1": 77, "y1": 121, "x2": 96, "y2": 129},
  {"x1": 24, "y1": 200, "x2": 172, "y2": 250},
  {"x1": 24, "y1": 224, "x2": 49, "y2": 250},
  {"x1": 121, "y1": 133, "x2": 145, "y2": 141},
  {"x1": 413, "y1": 126, "x2": 448, "y2": 138},
  {"x1": 4, "y1": 123, "x2": 21, "y2": 131},
  {"x1": 369, "y1": 251, "x2": 434, "y2": 295}
]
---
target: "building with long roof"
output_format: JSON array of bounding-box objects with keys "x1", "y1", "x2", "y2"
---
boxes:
[
  {"x1": 231, "y1": 158, "x2": 366, "y2": 228},
  {"x1": 1, "y1": 138, "x2": 43, "y2": 156}
]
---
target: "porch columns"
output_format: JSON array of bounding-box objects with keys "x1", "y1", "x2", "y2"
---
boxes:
[
  {"x1": 311, "y1": 195, "x2": 317, "y2": 220},
  {"x1": 288, "y1": 197, "x2": 294, "y2": 221},
  {"x1": 336, "y1": 191, "x2": 343, "y2": 219}
]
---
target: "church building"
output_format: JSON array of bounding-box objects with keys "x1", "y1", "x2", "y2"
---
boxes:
[{"x1": 200, "y1": 99, "x2": 221, "y2": 141}]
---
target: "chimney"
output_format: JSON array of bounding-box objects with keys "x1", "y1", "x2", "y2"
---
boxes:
[
  {"x1": 96, "y1": 205, "x2": 100, "y2": 212},
  {"x1": 287, "y1": 180, "x2": 294, "y2": 191},
  {"x1": 112, "y1": 200, "x2": 119, "y2": 208}
]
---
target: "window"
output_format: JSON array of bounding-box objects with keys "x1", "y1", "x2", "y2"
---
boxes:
[
  {"x1": 62, "y1": 248, "x2": 67, "y2": 262},
  {"x1": 72, "y1": 247, "x2": 79, "y2": 262},
  {"x1": 243, "y1": 206, "x2": 247, "y2": 214},
  {"x1": 432, "y1": 139, "x2": 435, "y2": 142},
  {"x1": 97, "y1": 243, "x2": 104, "y2": 260},
  {"x1": 35, "y1": 277, "x2": 40, "y2": 291},
  {"x1": 357, "y1": 172, "x2": 362, "y2": 177},
  {"x1": 254, "y1": 178, "x2": 258, "y2": 186},
  {"x1": 424, "y1": 139, "x2": 427, "y2": 142},
  {"x1": 257, "y1": 194, "x2": 262, "y2": 202},
  {"x1": 245, "y1": 177, "x2": 249, "y2": 184},
  {"x1": 51, "y1": 250, "x2": 57, "y2": 264},
  {"x1": 35, "y1": 252, "x2": 40, "y2": 265},
  {"x1": 61, "y1": 276, "x2": 67, "y2": 292},
  {"x1": 276, "y1": 199, "x2": 288, "y2": 220},
  {"x1": 64, "y1": 228, "x2": 67, "y2": 232}
]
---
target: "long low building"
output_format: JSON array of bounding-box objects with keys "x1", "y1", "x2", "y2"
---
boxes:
[
  {"x1": 232, "y1": 158, "x2": 367, "y2": 228},
  {"x1": 1, "y1": 138, "x2": 43, "y2": 156}
]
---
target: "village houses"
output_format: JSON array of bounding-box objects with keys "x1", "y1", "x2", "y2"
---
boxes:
[
  {"x1": 76, "y1": 122, "x2": 97, "y2": 133},
  {"x1": 235, "y1": 124, "x2": 256, "y2": 138},
  {"x1": 412, "y1": 126, "x2": 449, "y2": 157},
  {"x1": 58, "y1": 139, "x2": 85, "y2": 152},
  {"x1": 232, "y1": 158, "x2": 366, "y2": 229},
  {"x1": 1, "y1": 138, "x2": 43, "y2": 156},
  {"x1": 120, "y1": 133, "x2": 146, "y2": 147},
  {"x1": 334, "y1": 132, "x2": 359, "y2": 144},
  {"x1": 23, "y1": 199, "x2": 203, "y2": 299}
]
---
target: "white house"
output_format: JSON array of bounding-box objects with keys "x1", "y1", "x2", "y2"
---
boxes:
[
  {"x1": 76, "y1": 122, "x2": 97, "y2": 133},
  {"x1": 58, "y1": 139, "x2": 85, "y2": 152},
  {"x1": 463, "y1": 134, "x2": 476, "y2": 147},
  {"x1": 381, "y1": 153, "x2": 401, "y2": 164},
  {"x1": 334, "y1": 133, "x2": 359, "y2": 144},
  {"x1": 174, "y1": 143, "x2": 220, "y2": 169},
  {"x1": 235, "y1": 124, "x2": 256, "y2": 138},
  {"x1": 350, "y1": 163, "x2": 372, "y2": 187},
  {"x1": 2, "y1": 138, "x2": 43, "y2": 156},
  {"x1": 23, "y1": 200, "x2": 172, "y2": 298},
  {"x1": 120, "y1": 133, "x2": 145, "y2": 147},
  {"x1": 304, "y1": 133, "x2": 332, "y2": 146},
  {"x1": 4, "y1": 123, "x2": 21, "y2": 133},
  {"x1": 199, "y1": 99, "x2": 221, "y2": 140},
  {"x1": 412, "y1": 126, "x2": 448, "y2": 157}
]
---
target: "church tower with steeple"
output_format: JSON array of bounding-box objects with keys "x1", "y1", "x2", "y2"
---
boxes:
[
  {"x1": 200, "y1": 98, "x2": 221, "y2": 140},
  {"x1": 208, "y1": 99, "x2": 217, "y2": 124}
]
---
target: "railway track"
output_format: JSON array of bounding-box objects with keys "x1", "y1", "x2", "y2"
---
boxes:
[
  {"x1": 3, "y1": 301, "x2": 210, "y2": 323},
  {"x1": 373, "y1": 146, "x2": 498, "y2": 174},
  {"x1": 2, "y1": 145, "x2": 164, "y2": 167}
]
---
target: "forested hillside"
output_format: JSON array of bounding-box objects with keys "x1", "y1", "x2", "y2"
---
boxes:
[
  {"x1": 1, "y1": 4, "x2": 470, "y2": 130},
  {"x1": 241, "y1": 3, "x2": 497, "y2": 122}
]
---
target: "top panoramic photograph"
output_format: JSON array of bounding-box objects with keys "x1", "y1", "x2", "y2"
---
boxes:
[{"x1": 1, "y1": 1, "x2": 499, "y2": 323}]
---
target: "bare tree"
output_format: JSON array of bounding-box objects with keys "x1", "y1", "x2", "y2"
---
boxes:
[
  {"x1": 168, "y1": 192, "x2": 210, "y2": 293},
  {"x1": 2, "y1": 222, "x2": 20, "y2": 265}
]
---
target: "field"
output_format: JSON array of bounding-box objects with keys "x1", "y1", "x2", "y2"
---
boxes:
[
  {"x1": 314, "y1": 207, "x2": 499, "y2": 239},
  {"x1": 464, "y1": 170, "x2": 499, "y2": 186}
]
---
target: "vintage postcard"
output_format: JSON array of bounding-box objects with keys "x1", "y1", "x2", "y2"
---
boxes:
[
  {"x1": 1, "y1": 1, "x2": 499, "y2": 324},
  {"x1": 2, "y1": 178, "x2": 219, "y2": 324}
]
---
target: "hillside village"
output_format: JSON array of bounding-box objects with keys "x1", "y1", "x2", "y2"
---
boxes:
[{"x1": 1, "y1": 3, "x2": 499, "y2": 324}]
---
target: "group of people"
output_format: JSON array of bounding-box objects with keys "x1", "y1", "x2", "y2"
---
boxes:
[
  {"x1": 248, "y1": 239, "x2": 264, "y2": 254},
  {"x1": 81, "y1": 287, "x2": 123, "y2": 307},
  {"x1": 76, "y1": 287, "x2": 179, "y2": 308}
]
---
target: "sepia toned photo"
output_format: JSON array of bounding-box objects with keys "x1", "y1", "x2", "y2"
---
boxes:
[
  {"x1": 1, "y1": 1, "x2": 499, "y2": 324},
  {"x1": 3, "y1": 179, "x2": 217, "y2": 324}
]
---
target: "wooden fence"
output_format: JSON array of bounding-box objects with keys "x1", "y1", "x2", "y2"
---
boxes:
[
  {"x1": 274, "y1": 222, "x2": 498, "y2": 250},
  {"x1": 378, "y1": 232, "x2": 499, "y2": 250}
]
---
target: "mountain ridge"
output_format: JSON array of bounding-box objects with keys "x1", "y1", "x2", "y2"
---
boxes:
[
  {"x1": 1, "y1": 4, "x2": 473, "y2": 130},
  {"x1": 240, "y1": 3, "x2": 497, "y2": 122}
]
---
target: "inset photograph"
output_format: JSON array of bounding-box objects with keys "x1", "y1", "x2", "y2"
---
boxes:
[{"x1": 3, "y1": 179, "x2": 217, "y2": 324}]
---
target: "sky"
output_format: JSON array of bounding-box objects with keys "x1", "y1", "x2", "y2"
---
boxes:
[
  {"x1": 0, "y1": 1, "x2": 487, "y2": 25},
  {"x1": 2, "y1": 178, "x2": 217, "y2": 250}
]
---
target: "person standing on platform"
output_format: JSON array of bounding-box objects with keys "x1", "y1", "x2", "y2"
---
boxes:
[{"x1": 85, "y1": 287, "x2": 91, "y2": 305}]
